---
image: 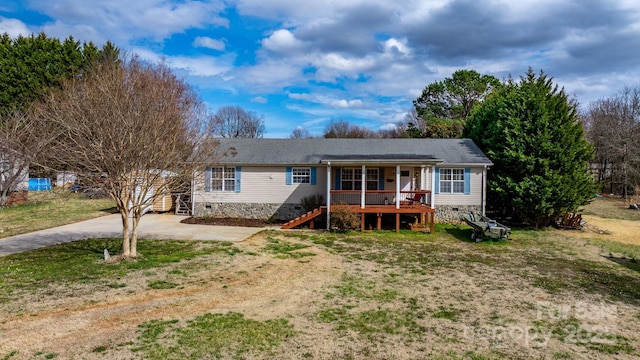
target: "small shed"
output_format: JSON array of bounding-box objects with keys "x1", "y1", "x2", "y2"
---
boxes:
[
  {"x1": 151, "y1": 175, "x2": 174, "y2": 212},
  {"x1": 134, "y1": 170, "x2": 175, "y2": 215}
]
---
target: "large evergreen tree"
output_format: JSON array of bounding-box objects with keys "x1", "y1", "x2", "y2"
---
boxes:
[
  {"x1": 0, "y1": 32, "x2": 118, "y2": 112},
  {"x1": 465, "y1": 69, "x2": 596, "y2": 227}
]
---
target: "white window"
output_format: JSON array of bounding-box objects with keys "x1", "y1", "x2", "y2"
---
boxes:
[
  {"x1": 292, "y1": 167, "x2": 310, "y2": 184},
  {"x1": 439, "y1": 168, "x2": 465, "y2": 194},
  {"x1": 341, "y1": 168, "x2": 378, "y2": 190},
  {"x1": 209, "y1": 167, "x2": 236, "y2": 192}
]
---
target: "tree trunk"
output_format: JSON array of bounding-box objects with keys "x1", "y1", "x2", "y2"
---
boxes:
[
  {"x1": 130, "y1": 210, "x2": 141, "y2": 257},
  {"x1": 120, "y1": 208, "x2": 131, "y2": 257}
]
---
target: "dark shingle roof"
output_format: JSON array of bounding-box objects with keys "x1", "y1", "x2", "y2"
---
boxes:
[{"x1": 210, "y1": 138, "x2": 492, "y2": 166}]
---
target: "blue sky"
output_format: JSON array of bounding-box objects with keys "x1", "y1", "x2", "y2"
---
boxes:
[{"x1": 2, "y1": 0, "x2": 640, "y2": 138}]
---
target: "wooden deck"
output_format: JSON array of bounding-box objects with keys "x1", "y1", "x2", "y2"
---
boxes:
[{"x1": 281, "y1": 203, "x2": 435, "y2": 233}]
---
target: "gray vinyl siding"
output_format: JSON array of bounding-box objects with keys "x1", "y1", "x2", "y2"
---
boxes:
[
  {"x1": 434, "y1": 167, "x2": 483, "y2": 206},
  {"x1": 195, "y1": 166, "x2": 326, "y2": 204}
]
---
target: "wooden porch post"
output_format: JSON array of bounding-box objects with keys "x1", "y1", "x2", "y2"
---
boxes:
[{"x1": 361, "y1": 165, "x2": 366, "y2": 209}]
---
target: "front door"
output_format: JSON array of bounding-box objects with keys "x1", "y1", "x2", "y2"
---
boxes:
[{"x1": 400, "y1": 168, "x2": 413, "y2": 191}]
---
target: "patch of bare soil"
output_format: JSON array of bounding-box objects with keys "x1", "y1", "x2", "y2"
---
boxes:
[
  {"x1": 180, "y1": 216, "x2": 283, "y2": 227},
  {"x1": 0, "y1": 233, "x2": 343, "y2": 359}
]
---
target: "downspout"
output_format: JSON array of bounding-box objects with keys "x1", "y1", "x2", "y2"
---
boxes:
[
  {"x1": 326, "y1": 162, "x2": 331, "y2": 231},
  {"x1": 191, "y1": 171, "x2": 196, "y2": 216},
  {"x1": 481, "y1": 165, "x2": 487, "y2": 216}
]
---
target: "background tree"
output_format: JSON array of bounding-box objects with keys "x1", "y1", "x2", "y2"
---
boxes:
[
  {"x1": 208, "y1": 106, "x2": 265, "y2": 138},
  {"x1": 323, "y1": 120, "x2": 378, "y2": 138},
  {"x1": 290, "y1": 126, "x2": 314, "y2": 139},
  {"x1": 582, "y1": 87, "x2": 640, "y2": 198},
  {"x1": 411, "y1": 69, "x2": 501, "y2": 138},
  {"x1": 0, "y1": 110, "x2": 57, "y2": 206},
  {"x1": 465, "y1": 69, "x2": 596, "y2": 227},
  {"x1": 0, "y1": 32, "x2": 117, "y2": 112},
  {"x1": 32, "y1": 55, "x2": 212, "y2": 258}
]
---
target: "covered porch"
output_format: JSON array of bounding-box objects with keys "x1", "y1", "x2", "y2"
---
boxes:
[
  {"x1": 325, "y1": 161, "x2": 439, "y2": 233},
  {"x1": 282, "y1": 158, "x2": 441, "y2": 232}
]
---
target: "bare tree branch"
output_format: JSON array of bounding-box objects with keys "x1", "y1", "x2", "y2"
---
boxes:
[{"x1": 30, "y1": 55, "x2": 214, "y2": 257}]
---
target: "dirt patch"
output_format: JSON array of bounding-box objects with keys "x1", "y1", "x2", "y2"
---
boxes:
[
  {"x1": 559, "y1": 214, "x2": 640, "y2": 246},
  {"x1": 180, "y1": 216, "x2": 283, "y2": 227},
  {"x1": 0, "y1": 233, "x2": 343, "y2": 359}
]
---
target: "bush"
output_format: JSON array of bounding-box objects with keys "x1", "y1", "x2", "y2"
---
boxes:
[
  {"x1": 330, "y1": 205, "x2": 360, "y2": 232},
  {"x1": 301, "y1": 193, "x2": 324, "y2": 212}
]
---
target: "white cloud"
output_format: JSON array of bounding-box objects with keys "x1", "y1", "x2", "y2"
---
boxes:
[
  {"x1": 193, "y1": 36, "x2": 226, "y2": 51},
  {"x1": 28, "y1": 0, "x2": 228, "y2": 44},
  {"x1": 0, "y1": 17, "x2": 31, "y2": 37},
  {"x1": 251, "y1": 96, "x2": 268, "y2": 103},
  {"x1": 331, "y1": 99, "x2": 364, "y2": 108},
  {"x1": 314, "y1": 53, "x2": 377, "y2": 73},
  {"x1": 382, "y1": 38, "x2": 411, "y2": 57},
  {"x1": 262, "y1": 29, "x2": 306, "y2": 53},
  {"x1": 166, "y1": 55, "x2": 235, "y2": 77},
  {"x1": 379, "y1": 122, "x2": 398, "y2": 131}
]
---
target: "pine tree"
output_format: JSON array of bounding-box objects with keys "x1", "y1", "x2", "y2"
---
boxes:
[{"x1": 465, "y1": 69, "x2": 596, "y2": 227}]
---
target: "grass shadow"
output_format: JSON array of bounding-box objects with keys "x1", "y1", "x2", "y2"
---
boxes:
[
  {"x1": 602, "y1": 255, "x2": 640, "y2": 274},
  {"x1": 444, "y1": 225, "x2": 474, "y2": 243}
]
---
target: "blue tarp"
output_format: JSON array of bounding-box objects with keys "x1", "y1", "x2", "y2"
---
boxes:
[{"x1": 28, "y1": 178, "x2": 51, "y2": 191}]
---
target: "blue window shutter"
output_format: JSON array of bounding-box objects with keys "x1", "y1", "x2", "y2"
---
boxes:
[
  {"x1": 205, "y1": 167, "x2": 211, "y2": 192},
  {"x1": 286, "y1": 167, "x2": 292, "y2": 185},
  {"x1": 378, "y1": 168, "x2": 384, "y2": 190},
  {"x1": 310, "y1": 167, "x2": 317, "y2": 185},
  {"x1": 464, "y1": 168, "x2": 471, "y2": 195},
  {"x1": 334, "y1": 167, "x2": 341, "y2": 190},
  {"x1": 235, "y1": 166, "x2": 241, "y2": 192},
  {"x1": 434, "y1": 168, "x2": 440, "y2": 194}
]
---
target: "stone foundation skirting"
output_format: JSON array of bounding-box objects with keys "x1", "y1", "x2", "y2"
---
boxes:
[
  {"x1": 435, "y1": 205, "x2": 481, "y2": 224},
  {"x1": 194, "y1": 202, "x2": 482, "y2": 224},
  {"x1": 193, "y1": 202, "x2": 303, "y2": 221}
]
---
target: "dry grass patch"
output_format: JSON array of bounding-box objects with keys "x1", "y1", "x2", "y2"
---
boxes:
[
  {"x1": 0, "y1": 189, "x2": 115, "y2": 238},
  {"x1": 0, "y1": 204, "x2": 639, "y2": 359}
]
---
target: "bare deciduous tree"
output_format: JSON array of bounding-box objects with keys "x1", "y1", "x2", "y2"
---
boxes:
[
  {"x1": 583, "y1": 86, "x2": 640, "y2": 198},
  {"x1": 31, "y1": 55, "x2": 213, "y2": 258},
  {"x1": 208, "y1": 106, "x2": 265, "y2": 138},
  {"x1": 0, "y1": 111, "x2": 55, "y2": 206},
  {"x1": 323, "y1": 120, "x2": 378, "y2": 138},
  {"x1": 289, "y1": 126, "x2": 314, "y2": 139}
]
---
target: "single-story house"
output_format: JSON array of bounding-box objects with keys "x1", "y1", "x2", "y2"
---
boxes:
[{"x1": 190, "y1": 138, "x2": 493, "y2": 230}]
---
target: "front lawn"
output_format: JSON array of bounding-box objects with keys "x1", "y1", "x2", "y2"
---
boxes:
[
  {"x1": 0, "y1": 218, "x2": 638, "y2": 359},
  {"x1": 0, "y1": 189, "x2": 115, "y2": 238}
]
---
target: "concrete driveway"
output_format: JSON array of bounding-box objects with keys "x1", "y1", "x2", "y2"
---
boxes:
[{"x1": 0, "y1": 213, "x2": 267, "y2": 256}]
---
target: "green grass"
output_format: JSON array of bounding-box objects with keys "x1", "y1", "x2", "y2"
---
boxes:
[
  {"x1": 262, "y1": 236, "x2": 316, "y2": 259},
  {"x1": 0, "y1": 238, "x2": 239, "y2": 301},
  {"x1": 582, "y1": 196, "x2": 640, "y2": 221},
  {"x1": 133, "y1": 312, "x2": 295, "y2": 359},
  {"x1": 0, "y1": 189, "x2": 116, "y2": 238}
]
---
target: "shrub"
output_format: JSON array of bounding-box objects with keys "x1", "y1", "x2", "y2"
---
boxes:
[
  {"x1": 330, "y1": 205, "x2": 360, "y2": 232},
  {"x1": 301, "y1": 193, "x2": 324, "y2": 212}
]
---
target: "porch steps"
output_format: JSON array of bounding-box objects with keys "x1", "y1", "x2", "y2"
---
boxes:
[
  {"x1": 175, "y1": 193, "x2": 192, "y2": 216},
  {"x1": 281, "y1": 207, "x2": 326, "y2": 229}
]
